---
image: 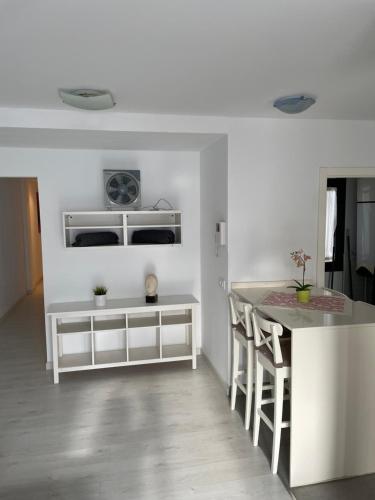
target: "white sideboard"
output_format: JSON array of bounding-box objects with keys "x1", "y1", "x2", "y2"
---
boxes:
[{"x1": 47, "y1": 295, "x2": 198, "y2": 383}]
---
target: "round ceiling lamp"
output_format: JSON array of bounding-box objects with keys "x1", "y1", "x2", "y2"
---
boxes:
[
  {"x1": 273, "y1": 95, "x2": 316, "y2": 114},
  {"x1": 58, "y1": 88, "x2": 115, "y2": 110}
]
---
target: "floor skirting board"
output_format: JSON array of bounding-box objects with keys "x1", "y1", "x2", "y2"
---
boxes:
[
  {"x1": 201, "y1": 351, "x2": 229, "y2": 395},
  {"x1": 27, "y1": 277, "x2": 43, "y2": 295}
]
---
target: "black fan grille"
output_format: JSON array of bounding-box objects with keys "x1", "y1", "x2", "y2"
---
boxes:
[{"x1": 106, "y1": 173, "x2": 140, "y2": 206}]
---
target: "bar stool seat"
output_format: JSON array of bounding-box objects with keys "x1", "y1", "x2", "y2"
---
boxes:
[
  {"x1": 233, "y1": 322, "x2": 252, "y2": 339},
  {"x1": 258, "y1": 337, "x2": 291, "y2": 368}
]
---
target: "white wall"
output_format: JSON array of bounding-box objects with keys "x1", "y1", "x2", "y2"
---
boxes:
[
  {"x1": 228, "y1": 119, "x2": 375, "y2": 286},
  {"x1": 200, "y1": 137, "x2": 228, "y2": 384},
  {"x1": 0, "y1": 178, "x2": 27, "y2": 317},
  {"x1": 22, "y1": 178, "x2": 43, "y2": 291},
  {"x1": 0, "y1": 148, "x2": 201, "y2": 361}
]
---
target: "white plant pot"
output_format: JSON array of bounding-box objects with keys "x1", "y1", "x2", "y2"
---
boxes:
[{"x1": 94, "y1": 294, "x2": 107, "y2": 307}]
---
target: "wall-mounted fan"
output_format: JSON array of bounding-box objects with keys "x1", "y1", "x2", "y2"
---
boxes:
[{"x1": 104, "y1": 170, "x2": 141, "y2": 210}]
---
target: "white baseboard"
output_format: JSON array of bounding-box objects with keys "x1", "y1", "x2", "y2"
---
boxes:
[{"x1": 201, "y1": 351, "x2": 229, "y2": 395}]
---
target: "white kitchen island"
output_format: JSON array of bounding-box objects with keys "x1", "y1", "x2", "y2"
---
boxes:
[{"x1": 234, "y1": 284, "x2": 375, "y2": 488}]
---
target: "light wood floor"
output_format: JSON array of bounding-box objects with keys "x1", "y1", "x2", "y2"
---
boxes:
[{"x1": 0, "y1": 286, "x2": 291, "y2": 500}]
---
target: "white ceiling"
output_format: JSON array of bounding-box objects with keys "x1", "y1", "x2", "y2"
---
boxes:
[
  {"x1": 0, "y1": 128, "x2": 223, "y2": 151},
  {"x1": 1, "y1": 0, "x2": 375, "y2": 119}
]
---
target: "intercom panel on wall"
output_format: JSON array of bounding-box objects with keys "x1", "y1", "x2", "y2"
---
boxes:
[{"x1": 216, "y1": 221, "x2": 226, "y2": 246}]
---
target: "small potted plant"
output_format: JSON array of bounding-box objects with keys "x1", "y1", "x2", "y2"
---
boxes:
[
  {"x1": 288, "y1": 249, "x2": 312, "y2": 303},
  {"x1": 93, "y1": 286, "x2": 108, "y2": 307}
]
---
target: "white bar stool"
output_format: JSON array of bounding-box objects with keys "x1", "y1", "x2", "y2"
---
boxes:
[
  {"x1": 228, "y1": 293, "x2": 254, "y2": 430},
  {"x1": 251, "y1": 309, "x2": 291, "y2": 474}
]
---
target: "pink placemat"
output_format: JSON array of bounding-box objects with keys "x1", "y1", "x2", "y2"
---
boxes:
[{"x1": 262, "y1": 291, "x2": 346, "y2": 313}]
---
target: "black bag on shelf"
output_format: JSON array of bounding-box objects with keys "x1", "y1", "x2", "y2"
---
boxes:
[
  {"x1": 73, "y1": 231, "x2": 119, "y2": 247},
  {"x1": 131, "y1": 229, "x2": 175, "y2": 245}
]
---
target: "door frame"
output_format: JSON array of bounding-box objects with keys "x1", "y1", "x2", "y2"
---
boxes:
[{"x1": 317, "y1": 167, "x2": 375, "y2": 287}]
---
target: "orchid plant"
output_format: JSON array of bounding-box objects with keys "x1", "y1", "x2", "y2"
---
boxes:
[{"x1": 288, "y1": 249, "x2": 312, "y2": 292}]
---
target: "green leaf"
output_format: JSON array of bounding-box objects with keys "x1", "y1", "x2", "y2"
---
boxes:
[
  {"x1": 288, "y1": 283, "x2": 313, "y2": 291},
  {"x1": 300, "y1": 284, "x2": 313, "y2": 290}
]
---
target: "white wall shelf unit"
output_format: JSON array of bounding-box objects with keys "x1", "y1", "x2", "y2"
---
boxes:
[
  {"x1": 48, "y1": 294, "x2": 198, "y2": 383},
  {"x1": 63, "y1": 210, "x2": 182, "y2": 248}
]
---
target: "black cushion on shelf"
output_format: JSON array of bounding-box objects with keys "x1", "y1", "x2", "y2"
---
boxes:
[
  {"x1": 72, "y1": 231, "x2": 119, "y2": 247},
  {"x1": 131, "y1": 229, "x2": 175, "y2": 245}
]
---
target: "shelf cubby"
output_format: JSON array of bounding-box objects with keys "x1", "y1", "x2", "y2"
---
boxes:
[
  {"x1": 93, "y1": 317, "x2": 126, "y2": 332},
  {"x1": 126, "y1": 212, "x2": 181, "y2": 227},
  {"x1": 129, "y1": 346, "x2": 161, "y2": 362},
  {"x1": 59, "y1": 352, "x2": 93, "y2": 370},
  {"x1": 57, "y1": 319, "x2": 92, "y2": 335},
  {"x1": 126, "y1": 226, "x2": 181, "y2": 246},
  {"x1": 127, "y1": 224, "x2": 181, "y2": 229},
  {"x1": 65, "y1": 212, "x2": 124, "y2": 228},
  {"x1": 94, "y1": 349, "x2": 127, "y2": 365},
  {"x1": 64, "y1": 226, "x2": 124, "y2": 248},
  {"x1": 65, "y1": 225, "x2": 123, "y2": 230},
  {"x1": 94, "y1": 328, "x2": 127, "y2": 365},
  {"x1": 127, "y1": 312, "x2": 160, "y2": 329},
  {"x1": 162, "y1": 344, "x2": 192, "y2": 359},
  {"x1": 161, "y1": 311, "x2": 192, "y2": 326}
]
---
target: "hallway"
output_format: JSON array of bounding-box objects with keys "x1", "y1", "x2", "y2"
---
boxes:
[{"x1": 0, "y1": 289, "x2": 290, "y2": 500}]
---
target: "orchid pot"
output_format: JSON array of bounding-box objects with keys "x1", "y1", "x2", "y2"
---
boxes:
[{"x1": 296, "y1": 289, "x2": 311, "y2": 303}]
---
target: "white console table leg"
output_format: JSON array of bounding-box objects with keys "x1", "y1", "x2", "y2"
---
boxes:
[
  {"x1": 192, "y1": 305, "x2": 197, "y2": 369},
  {"x1": 51, "y1": 318, "x2": 59, "y2": 384},
  {"x1": 58, "y1": 336, "x2": 63, "y2": 357},
  {"x1": 185, "y1": 324, "x2": 190, "y2": 345}
]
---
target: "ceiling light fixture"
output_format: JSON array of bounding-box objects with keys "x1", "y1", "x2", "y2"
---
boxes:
[
  {"x1": 273, "y1": 94, "x2": 316, "y2": 114},
  {"x1": 58, "y1": 88, "x2": 115, "y2": 110}
]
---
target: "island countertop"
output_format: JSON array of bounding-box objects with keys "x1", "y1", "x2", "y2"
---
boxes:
[{"x1": 233, "y1": 286, "x2": 375, "y2": 330}]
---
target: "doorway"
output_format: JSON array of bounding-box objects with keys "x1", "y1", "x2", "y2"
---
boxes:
[
  {"x1": 317, "y1": 168, "x2": 375, "y2": 303},
  {"x1": 0, "y1": 177, "x2": 44, "y2": 323}
]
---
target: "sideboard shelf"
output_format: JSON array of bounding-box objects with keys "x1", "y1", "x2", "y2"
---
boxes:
[
  {"x1": 161, "y1": 313, "x2": 192, "y2": 326},
  {"x1": 48, "y1": 294, "x2": 198, "y2": 383},
  {"x1": 93, "y1": 318, "x2": 126, "y2": 332},
  {"x1": 57, "y1": 321, "x2": 92, "y2": 335}
]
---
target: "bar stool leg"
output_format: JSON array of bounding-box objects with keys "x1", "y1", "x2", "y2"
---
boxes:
[
  {"x1": 271, "y1": 371, "x2": 285, "y2": 474},
  {"x1": 253, "y1": 357, "x2": 263, "y2": 446},
  {"x1": 245, "y1": 342, "x2": 253, "y2": 430},
  {"x1": 231, "y1": 333, "x2": 240, "y2": 410}
]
